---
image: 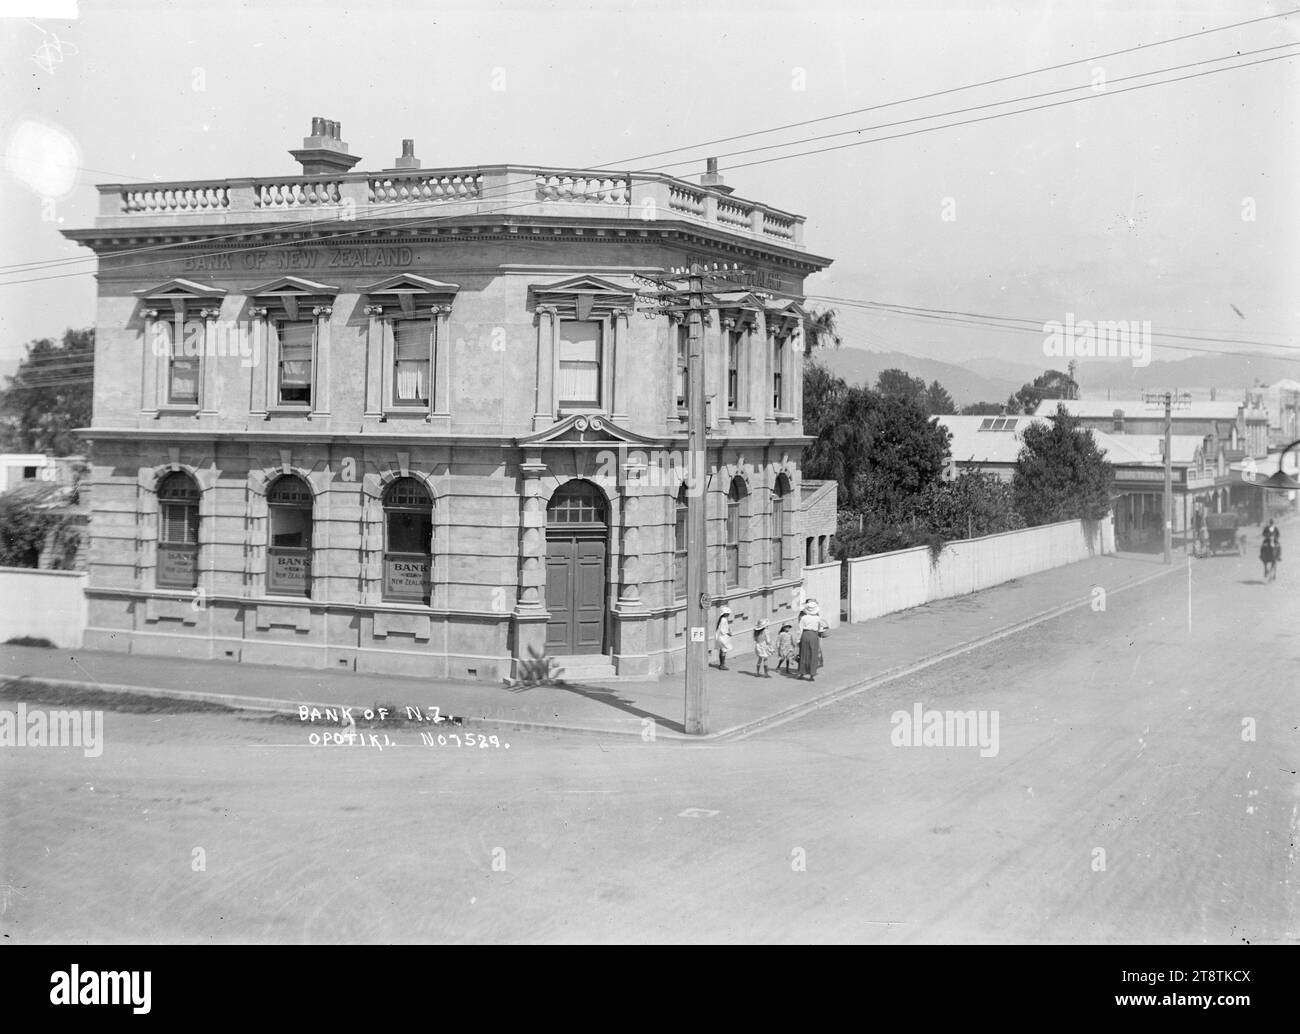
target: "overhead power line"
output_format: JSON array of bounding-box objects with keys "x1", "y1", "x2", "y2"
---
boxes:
[
  {"x1": 4, "y1": 44, "x2": 1295, "y2": 293},
  {"x1": 2, "y1": 10, "x2": 1297, "y2": 279}
]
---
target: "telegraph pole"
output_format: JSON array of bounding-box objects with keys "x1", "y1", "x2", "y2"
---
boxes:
[
  {"x1": 634, "y1": 262, "x2": 761, "y2": 735},
  {"x1": 1162, "y1": 393, "x2": 1172, "y2": 565},
  {"x1": 1144, "y1": 390, "x2": 1190, "y2": 565},
  {"x1": 683, "y1": 265, "x2": 709, "y2": 734}
]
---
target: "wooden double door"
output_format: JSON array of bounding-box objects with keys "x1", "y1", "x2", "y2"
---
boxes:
[{"x1": 545, "y1": 529, "x2": 607, "y2": 655}]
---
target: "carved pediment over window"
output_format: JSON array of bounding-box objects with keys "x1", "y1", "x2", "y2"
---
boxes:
[
  {"x1": 516, "y1": 412, "x2": 662, "y2": 448},
  {"x1": 135, "y1": 278, "x2": 227, "y2": 317},
  {"x1": 361, "y1": 273, "x2": 459, "y2": 317},
  {"x1": 249, "y1": 276, "x2": 340, "y2": 320},
  {"x1": 710, "y1": 289, "x2": 766, "y2": 329},
  {"x1": 764, "y1": 297, "x2": 807, "y2": 335},
  {"x1": 529, "y1": 275, "x2": 635, "y2": 319}
]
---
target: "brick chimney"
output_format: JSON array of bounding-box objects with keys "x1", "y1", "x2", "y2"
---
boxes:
[
  {"x1": 391, "y1": 138, "x2": 420, "y2": 171},
  {"x1": 289, "y1": 116, "x2": 361, "y2": 175},
  {"x1": 700, "y1": 157, "x2": 734, "y2": 195}
]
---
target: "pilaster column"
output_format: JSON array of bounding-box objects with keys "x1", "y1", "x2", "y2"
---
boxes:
[
  {"x1": 719, "y1": 316, "x2": 736, "y2": 428},
  {"x1": 363, "y1": 305, "x2": 384, "y2": 417},
  {"x1": 609, "y1": 306, "x2": 629, "y2": 421},
  {"x1": 141, "y1": 308, "x2": 161, "y2": 417},
  {"x1": 616, "y1": 454, "x2": 646, "y2": 611},
  {"x1": 534, "y1": 305, "x2": 559, "y2": 430},
  {"x1": 248, "y1": 307, "x2": 270, "y2": 416},
  {"x1": 515, "y1": 455, "x2": 548, "y2": 612},
  {"x1": 312, "y1": 305, "x2": 333, "y2": 416},
  {"x1": 199, "y1": 307, "x2": 221, "y2": 416},
  {"x1": 432, "y1": 304, "x2": 453, "y2": 417}
]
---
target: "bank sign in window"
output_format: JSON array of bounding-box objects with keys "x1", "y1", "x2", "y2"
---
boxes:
[
  {"x1": 268, "y1": 551, "x2": 311, "y2": 596},
  {"x1": 157, "y1": 547, "x2": 198, "y2": 589},
  {"x1": 383, "y1": 557, "x2": 431, "y2": 603}
]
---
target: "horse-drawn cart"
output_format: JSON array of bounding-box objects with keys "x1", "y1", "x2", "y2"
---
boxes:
[{"x1": 1204, "y1": 512, "x2": 1242, "y2": 556}]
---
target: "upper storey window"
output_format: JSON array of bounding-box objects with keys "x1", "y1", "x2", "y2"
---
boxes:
[
  {"x1": 558, "y1": 320, "x2": 603, "y2": 409},
  {"x1": 277, "y1": 320, "x2": 315, "y2": 406},
  {"x1": 528, "y1": 275, "x2": 635, "y2": 422},
  {"x1": 249, "y1": 277, "x2": 339, "y2": 417},
  {"x1": 135, "y1": 278, "x2": 227, "y2": 415},
  {"x1": 359, "y1": 274, "x2": 459, "y2": 420}
]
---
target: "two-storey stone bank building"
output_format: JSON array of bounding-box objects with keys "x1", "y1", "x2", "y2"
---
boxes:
[{"x1": 65, "y1": 119, "x2": 833, "y2": 681}]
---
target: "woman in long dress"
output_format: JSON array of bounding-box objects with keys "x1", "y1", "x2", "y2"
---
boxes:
[
  {"x1": 714, "y1": 605, "x2": 733, "y2": 670},
  {"x1": 796, "y1": 600, "x2": 827, "y2": 680}
]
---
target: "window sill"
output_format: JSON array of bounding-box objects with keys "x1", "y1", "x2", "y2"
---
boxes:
[
  {"x1": 728, "y1": 411, "x2": 753, "y2": 422},
  {"x1": 380, "y1": 407, "x2": 432, "y2": 420},
  {"x1": 773, "y1": 411, "x2": 797, "y2": 423},
  {"x1": 156, "y1": 404, "x2": 200, "y2": 416},
  {"x1": 266, "y1": 407, "x2": 313, "y2": 418}
]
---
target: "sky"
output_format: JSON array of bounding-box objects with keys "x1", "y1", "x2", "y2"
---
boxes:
[{"x1": 1, "y1": 0, "x2": 1297, "y2": 377}]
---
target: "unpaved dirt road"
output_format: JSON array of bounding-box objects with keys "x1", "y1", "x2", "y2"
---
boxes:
[{"x1": 2, "y1": 548, "x2": 1296, "y2": 943}]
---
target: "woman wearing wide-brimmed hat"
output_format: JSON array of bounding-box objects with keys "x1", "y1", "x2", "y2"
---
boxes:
[
  {"x1": 796, "y1": 599, "x2": 829, "y2": 679},
  {"x1": 714, "y1": 605, "x2": 734, "y2": 670}
]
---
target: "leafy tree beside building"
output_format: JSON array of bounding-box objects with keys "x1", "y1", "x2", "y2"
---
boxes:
[
  {"x1": 1005, "y1": 368, "x2": 1077, "y2": 416},
  {"x1": 0, "y1": 328, "x2": 94, "y2": 456},
  {"x1": 1012, "y1": 404, "x2": 1113, "y2": 524}
]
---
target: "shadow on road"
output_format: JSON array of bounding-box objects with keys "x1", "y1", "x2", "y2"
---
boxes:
[{"x1": 507, "y1": 679, "x2": 684, "y2": 734}]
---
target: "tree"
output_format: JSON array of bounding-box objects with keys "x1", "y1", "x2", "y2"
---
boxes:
[
  {"x1": 802, "y1": 374, "x2": 874, "y2": 505},
  {"x1": 803, "y1": 370, "x2": 950, "y2": 515},
  {"x1": 1012, "y1": 404, "x2": 1113, "y2": 524},
  {"x1": 853, "y1": 393, "x2": 951, "y2": 517},
  {"x1": 1006, "y1": 368, "x2": 1078, "y2": 416},
  {"x1": 803, "y1": 306, "x2": 842, "y2": 358},
  {"x1": 912, "y1": 471, "x2": 1024, "y2": 540},
  {"x1": 875, "y1": 367, "x2": 926, "y2": 405},
  {"x1": 0, "y1": 483, "x2": 67, "y2": 567},
  {"x1": 961, "y1": 401, "x2": 1004, "y2": 416},
  {"x1": 0, "y1": 328, "x2": 94, "y2": 456},
  {"x1": 924, "y1": 379, "x2": 956, "y2": 415}
]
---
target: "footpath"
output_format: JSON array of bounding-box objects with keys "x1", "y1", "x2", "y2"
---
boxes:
[{"x1": 0, "y1": 551, "x2": 1181, "y2": 740}]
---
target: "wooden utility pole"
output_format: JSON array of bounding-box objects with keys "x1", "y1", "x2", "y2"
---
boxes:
[
  {"x1": 683, "y1": 266, "x2": 708, "y2": 734},
  {"x1": 1144, "y1": 390, "x2": 1190, "y2": 565},
  {"x1": 633, "y1": 262, "x2": 761, "y2": 735},
  {"x1": 1162, "y1": 393, "x2": 1172, "y2": 565}
]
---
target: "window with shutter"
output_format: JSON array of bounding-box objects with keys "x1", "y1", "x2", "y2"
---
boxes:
[
  {"x1": 558, "y1": 321, "x2": 602, "y2": 408},
  {"x1": 277, "y1": 322, "x2": 314, "y2": 405},
  {"x1": 393, "y1": 321, "x2": 430, "y2": 405}
]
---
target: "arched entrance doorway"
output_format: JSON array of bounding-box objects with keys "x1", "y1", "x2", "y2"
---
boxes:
[{"x1": 545, "y1": 480, "x2": 608, "y2": 655}]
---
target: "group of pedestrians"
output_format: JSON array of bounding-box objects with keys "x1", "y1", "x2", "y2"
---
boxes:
[{"x1": 714, "y1": 599, "x2": 830, "y2": 681}]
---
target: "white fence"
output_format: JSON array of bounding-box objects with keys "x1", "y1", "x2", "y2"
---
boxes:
[
  {"x1": 0, "y1": 567, "x2": 87, "y2": 648},
  {"x1": 846, "y1": 517, "x2": 1114, "y2": 624},
  {"x1": 800, "y1": 560, "x2": 842, "y2": 629}
]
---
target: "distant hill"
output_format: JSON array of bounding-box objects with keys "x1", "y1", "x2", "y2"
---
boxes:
[
  {"x1": 1067, "y1": 352, "x2": 1300, "y2": 395},
  {"x1": 815, "y1": 347, "x2": 1020, "y2": 407},
  {"x1": 957, "y1": 356, "x2": 1050, "y2": 384},
  {"x1": 814, "y1": 347, "x2": 1300, "y2": 408}
]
